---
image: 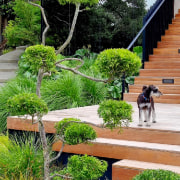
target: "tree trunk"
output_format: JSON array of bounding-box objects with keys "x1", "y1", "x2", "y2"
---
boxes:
[
  {"x1": 56, "y1": 3, "x2": 80, "y2": 55},
  {"x1": 36, "y1": 68, "x2": 44, "y2": 98},
  {"x1": 39, "y1": 119, "x2": 51, "y2": 180}
]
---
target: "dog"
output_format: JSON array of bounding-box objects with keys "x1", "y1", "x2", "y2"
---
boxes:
[{"x1": 137, "y1": 85, "x2": 162, "y2": 127}]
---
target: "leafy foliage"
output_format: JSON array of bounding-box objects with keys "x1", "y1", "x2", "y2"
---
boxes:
[
  {"x1": 98, "y1": 100, "x2": 133, "y2": 129},
  {"x1": 0, "y1": 77, "x2": 36, "y2": 133},
  {"x1": 55, "y1": 118, "x2": 97, "y2": 145},
  {"x1": 133, "y1": 169, "x2": 180, "y2": 180},
  {"x1": 133, "y1": 46, "x2": 143, "y2": 59},
  {"x1": 0, "y1": 135, "x2": 43, "y2": 179},
  {"x1": 4, "y1": 0, "x2": 41, "y2": 47},
  {"x1": 23, "y1": 45, "x2": 57, "y2": 75},
  {"x1": 0, "y1": 0, "x2": 14, "y2": 18},
  {"x1": 66, "y1": 154, "x2": 107, "y2": 180},
  {"x1": 7, "y1": 93, "x2": 48, "y2": 117},
  {"x1": 58, "y1": 0, "x2": 98, "y2": 6},
  {"x1": 96, "y1": 48, "x2": 142, "y2": 79}
]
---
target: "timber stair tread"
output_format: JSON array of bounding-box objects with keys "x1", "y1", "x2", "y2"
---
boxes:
[
  {"x1": 144, "y1": 61, "x2": 180, "y2": 69},
  {"x1": 53, "y1": 137, "x2": 180, "y2": 166}
]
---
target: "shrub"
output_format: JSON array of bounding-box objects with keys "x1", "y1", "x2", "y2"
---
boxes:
[
  {"x1": 0, "y1": 135, "x2": 43, "y2": 179},
  {"x1": 98, "y1": 100, "x2": 133, "y2": 129},
  {"x1": 0, "y1": 77, "x2": 36, "y2": 132},
  {"x1": 133, "y1": 169, "x2": 180, "y2": 180},
  {"x1": 55, "y1": 118, "x2": 97, "y2": 145},
  {"x1": 7, "y1": 93, "x2": 48, "y2": 117},
  {"x1": 23, "y1": 45, "x2": 57, "y2": 75},
  {"x1": 66, "y1": 154, "x2": 108, "y2": 180},
  {"x1": 95, "y1": 48, "x2": 141, "y2": 79}
]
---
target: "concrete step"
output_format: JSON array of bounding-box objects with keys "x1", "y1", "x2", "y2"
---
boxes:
[
  {"x1": 129, "y1": 84, "x2": 180, "y2": 94},
  {"x1": 134, "y1": 77, "x2": 180, "y2": 85},
  {"x1": 112, "y1": 160, "x2": 180, "y2": 180},
  {"x1": 139, "y1": 69, "x2": 180, "y2": 77},
  {"x1": 144, "y1": 61, "x2": 180, "y2": 69},
  {"x1": 124, "y1": 93, "x2": 180, "y2": 104},
  {"x1": 149, "y1": 55, "x2": 180, "y2": 61},
  {"x1": 0, "y1": 71, "x2": 16, "y2": 81},
  {"x1": 153, "y1": 48, "x2": 179, "y2": 55},
  {"x1": 0, "y1": 63, "x2": 18, "y2": 71},
  {"x1": 53, "y1": 138, "x2": 180, "y2": 166}
]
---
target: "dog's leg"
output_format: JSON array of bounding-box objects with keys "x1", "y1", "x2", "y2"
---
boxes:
[
  {"x1": 146, "y1": 107, "x2": 151, "y2": 127},
  {"x1": 144, "y1": 109, "x2": 148, "y2": 122},
  {"x1": 151, "y1": 99, "x2": 156, "y2": 123},
  {"x1": 138, "y1": 108, "x2": 143, "y2": 126}
]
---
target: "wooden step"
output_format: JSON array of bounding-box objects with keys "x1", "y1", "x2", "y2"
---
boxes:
[
  {"x1": 153, "y1": 48, "x2": 179, "y2": 55},
  {"x1": 112, "y1": 160, "x2": 180, "y2": 180},
  {"x1": 149, "y1": 55, "x2": 180, "y2": 62},
  {"x1": 124, "y1": 93, "x2": 180, "y2": 104},
  {"x1": 161, "y1": 35, "x2": 180, "y2": 41},
  {"x1": 7, "y1": 114, "x2": 180, "y2": 145},
  {"x1": 168, "y1": 24, "x2": 180, "y2": 29},
  {"x1": 53, "y1": 138, "x2": 180, "y2": 166},
  {"x1": 157, "y1": 41, "x2": 180, "y2": 48},
  {"x1": 134, "y1": 77, "x2": 180, "y2": 85},
  {"x1": 144, "y1": 61, "x2": 180, "y2": 69},
  {"x1": 165, "y1": 29, "x2": 180, "y2": 35},
  {"x1": 129, "y1": 85, "x2": 180, "y2": 94},
  {"x1": 140, "y1": 69, "x2": 180, "y2": 77}
]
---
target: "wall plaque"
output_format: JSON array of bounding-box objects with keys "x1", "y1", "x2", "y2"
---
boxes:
[{"x1": 162, "y1": 79, "x2": 174, "y2": 84}]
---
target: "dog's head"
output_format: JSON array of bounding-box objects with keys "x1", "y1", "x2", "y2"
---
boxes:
[{"x1": 143, "y1": 85, "x2": 163, "y2": 97}]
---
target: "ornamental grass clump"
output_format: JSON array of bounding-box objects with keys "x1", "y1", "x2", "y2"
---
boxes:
[{"x1": 98, "y1": 99, "x2": 133, "y2": 129}]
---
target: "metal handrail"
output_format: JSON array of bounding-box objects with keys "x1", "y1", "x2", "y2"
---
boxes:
[{"x1": 127, "y1": 0, "x2": 165, "y2": 50}]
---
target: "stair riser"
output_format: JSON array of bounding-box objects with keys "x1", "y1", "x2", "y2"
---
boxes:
[
  {"x1": 129, "y1": 87, "x2": 180, "y2": 94},
  {"x1": 161, "y1": 36, "x2": 180, "y2": 41},
  {"x1": 53, "y1": 141, "x2": 180, "y2": 166},
  {"x1": 0, "y1": 63, "x2": 18, "y2": 70},
  {"x1": 7, "y1": 117, "x2": 180, "y2": 145},
  {"x1": 154, "y1": 48, "x2": 179, "y2": 55},
  {"x1": 134, "y1": 79, "x2": 180, "y2": 85},
  {"x1": 144, "y1": 65, "x2": 180, "y2": 69},
  {"x1": 149, "y1": 57, "x2": 180, "y2": 62},
  {"x1": 124, "y1": 94, "x2": 180, "y2": 104},
  {"x1": 165, "y1": 31, "x2": 180, "y2": 35}
]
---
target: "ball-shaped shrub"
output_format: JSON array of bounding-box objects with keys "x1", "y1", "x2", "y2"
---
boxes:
[
  {"x1": 66, "y1": 154, "x2": 107, "y2": 180},
  {"x1": 7, "y1": 93, "x2": 48, "y2": 117},
  {"x1": 96, "y1": 48, "x2": 141, "y2": 79},
  {"x1": 98, "y1": 100, "x2": 133, "y2": 129},
  {"x1": 55, "y1": 118, "x2": 97, "y2": 145},
  {"x1": 23, "y1": 44, "x2": 56, "y2": 74},
  {"x1": 133, "y1": 169, "x2": 180, "y2": 180}
]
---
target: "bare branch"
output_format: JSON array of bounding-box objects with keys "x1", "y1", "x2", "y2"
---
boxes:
[
  {"x1": 50, "y1": 141, "x2": 65, "y2": 163},
  {"x1": 56, "y1": 3, "x2": 81, "y2": 55},
  {"x1": 43, "y1": 72, "x2": 52, "y2": 77},
  {"x1": 56, "y1": 58, "x2": 108, "y2": 83},
  {"x1": 54, "y1": 15, "x2": 70, "y2": 26},
  {"x1": 28, "y1": 0, "x2": 49, "y2": 45}
]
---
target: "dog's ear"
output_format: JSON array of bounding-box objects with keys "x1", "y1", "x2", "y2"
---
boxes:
[{"x1": 142, "y1": 85, "x2": 147, "y2": 91}]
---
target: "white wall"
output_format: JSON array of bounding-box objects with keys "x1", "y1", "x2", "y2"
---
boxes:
[{"x1": 174, "y1": 0, "x2": 180, "y2": 16}]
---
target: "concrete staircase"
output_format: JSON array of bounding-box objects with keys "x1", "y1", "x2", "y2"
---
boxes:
[
  {"x1": 124, "y1": 10, "x2": 180, "y2": 104},
  {"x1": 0, "y1": 46, "x2": 26, "y2": 86}
]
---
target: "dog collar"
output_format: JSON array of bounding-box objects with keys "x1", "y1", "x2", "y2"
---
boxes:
[{"x1": 142, "y1": 93, "x2": 151, "y2": 102}]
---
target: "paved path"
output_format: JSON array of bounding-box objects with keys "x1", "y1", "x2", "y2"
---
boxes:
[{"x1": 42, "y1": 102, "x2": 180, "y2": 132}]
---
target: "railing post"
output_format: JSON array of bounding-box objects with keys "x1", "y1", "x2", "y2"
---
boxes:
[{"x1": 121, "y1": 72, "x2": 125, "y2": 100}]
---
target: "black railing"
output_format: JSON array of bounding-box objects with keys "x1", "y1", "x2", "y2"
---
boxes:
[
  {"x1": 127, "y1": 0, "x2": 174, "y2": 67},
  {"x1": 142, "y1": 0, "x2": 174, "y2": 66}
]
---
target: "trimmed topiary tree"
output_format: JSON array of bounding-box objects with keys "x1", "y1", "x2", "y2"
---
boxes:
[
  {"x1": 98, "y1": 99, "x2": 133, "y2": 129},
  {"x1": 95, "y1": 48, "x2": 142, "y2": 80},
  {"x1": 133, "y1": 169, "x2": 180, "y2": 180}
]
